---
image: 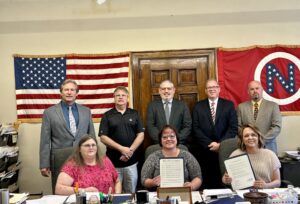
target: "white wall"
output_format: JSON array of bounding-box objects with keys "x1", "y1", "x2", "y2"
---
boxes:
[{"x1": 1, "y1": 0, "x2": 300, "y2": 194}]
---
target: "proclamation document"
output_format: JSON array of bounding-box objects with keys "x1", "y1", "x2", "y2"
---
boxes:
[
  {"x1": 160, "y1": 157, "x2": 184, "y2": 187},
  {"x1": 224, "y1": 154, "x2": 255, "y2": 190}
]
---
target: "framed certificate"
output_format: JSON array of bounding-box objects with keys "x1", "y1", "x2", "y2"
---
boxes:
[
  {"x1": 224, "y1": 153, "x2": 256, "y2": 190},
  {"x1": 160, "y1": 157, "x2": 184, "y2": 187}
]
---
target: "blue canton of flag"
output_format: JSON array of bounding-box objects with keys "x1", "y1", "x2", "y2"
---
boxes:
[{"x1": 14, "y1": 57, "x2": 66, "y2": 90}]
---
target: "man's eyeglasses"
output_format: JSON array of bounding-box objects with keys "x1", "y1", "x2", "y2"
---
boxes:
[
  {"x1": 162, "y1": 135, "x2": 176, "y2": 140},
  {"x1": 81, "y1": 144, "x2": 97, "y2": 148},
  {"x1": 114, "y1": 94, "x2": 128, "y2": 98},
  {"x1": 206, "y1": 86, "x2": 219, "y2": 90}
]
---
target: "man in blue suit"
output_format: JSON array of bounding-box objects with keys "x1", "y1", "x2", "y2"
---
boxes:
[
  {"x1": 39, "y1": 79, "x2": 95, "y2": 188},
  {"x1": 191, "y1": 79, "x2": 238, "y2": 189}
]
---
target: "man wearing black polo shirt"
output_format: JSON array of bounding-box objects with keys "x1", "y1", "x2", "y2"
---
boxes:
[{"x1": 99, "y1": 86, "x2": 145, "y2": 193}]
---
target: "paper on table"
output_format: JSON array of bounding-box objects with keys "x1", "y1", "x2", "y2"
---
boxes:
[
  {"x1": 160, "y1": 157, "x2": 184, "y2": 187},
  {"x1": 224, "y1": 154, "x2": 255, "y2": 190}
]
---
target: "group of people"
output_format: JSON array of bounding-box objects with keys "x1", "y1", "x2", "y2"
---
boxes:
[{"x1": 39, "y1": 78, "x2": 282, "y2": 195}]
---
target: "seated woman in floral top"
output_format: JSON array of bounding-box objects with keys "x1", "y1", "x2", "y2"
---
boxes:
[{"x1": 55, "y1": 135, "x2": 121, "y2": 195}]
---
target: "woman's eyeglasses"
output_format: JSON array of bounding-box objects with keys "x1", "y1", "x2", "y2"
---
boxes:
[
  {"x1": 81, "y1": 144, "x2": 97, "y2": 148},
  {"x1": 162, "y1": 135, "x2": 176, "y2": 140}
]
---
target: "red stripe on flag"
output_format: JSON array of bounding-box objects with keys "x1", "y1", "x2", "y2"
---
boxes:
[
  {"x1": 78, "y1": 82, "x2": 128, "y2": 90},
  {"x1": 16, "y1": 94, "x2": 60, "y2": 99},
  {"x1": 68, "y1": 72, "x2": 128, "y2": 80},
  {"x1": 67, "y1": 62, "x2": 129, "y2": 69}
]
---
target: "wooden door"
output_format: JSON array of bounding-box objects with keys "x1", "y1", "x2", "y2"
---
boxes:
[{"x1": 131, "y1": 49, "x2": 216, "y2": 147}]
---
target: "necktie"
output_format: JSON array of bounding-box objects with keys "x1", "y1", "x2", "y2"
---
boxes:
[
  {"x1": 253, "y1": 102, "x2": 259, "y2": 121},
  {"x1": 211, "y1": 101, "x2": 216, "y2": 124},
  {"x1": 69, "y1": 106, "x2": 77, "y2": 136},
  {"x1": 164, "y1": 101, "x2": 170, "y2": 124}
]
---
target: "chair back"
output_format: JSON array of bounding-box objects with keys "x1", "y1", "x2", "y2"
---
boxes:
[
  {"x1": 218, "y1": 138, "x2": 238, "y2": 176},
  {"x1": 51, "y1": 147, "x2": 74, "y2": 194},
  {"x1": 145, "y1": 144, "x2": 188, "y2": 160}
]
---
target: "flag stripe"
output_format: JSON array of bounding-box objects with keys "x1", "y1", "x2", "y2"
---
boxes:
[{"x1": 67, "y1": 72, "x2": 128, "y2": 80}]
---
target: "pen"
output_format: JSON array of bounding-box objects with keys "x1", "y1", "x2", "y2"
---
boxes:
[{"x1": 75, "y1": 181, "x2": 79, "y2": 194}]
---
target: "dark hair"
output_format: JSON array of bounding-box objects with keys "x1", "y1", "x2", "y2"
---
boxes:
[
  {"x1": 70, "y1": 135, "x2": 103, "y2": 167},
  {"x1": 238, "y1": 124, "x2": 264, "y2": 151},
  {"x1": 158, "y1": 125, "x2": 179, "y2": 147},
  {"x1": 60, "y1": 79, "x2": 79, "y2": 93},
  {"x1": 114, "y1": 86, "x2": 129, "y2": 95}
]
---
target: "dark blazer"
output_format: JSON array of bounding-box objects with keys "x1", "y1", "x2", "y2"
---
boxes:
[
  {"x1": 147, "y1": 99, "x2": 192, "y2": 144},
  {"x1": 192, "y1": 98, "x2": 238, "y2": 150},
  {"x1": 39, "y1": 102, "x2": 95, "y2": 169}
]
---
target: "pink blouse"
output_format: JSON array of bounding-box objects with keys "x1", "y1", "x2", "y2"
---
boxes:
[{"x1": 61, "y1": 156, "x2": 118, "y2": 194}]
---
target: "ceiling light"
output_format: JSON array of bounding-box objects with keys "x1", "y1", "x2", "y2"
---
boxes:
[{"x1": 96, "y1": 0, "x2": 106, "y2": 5}]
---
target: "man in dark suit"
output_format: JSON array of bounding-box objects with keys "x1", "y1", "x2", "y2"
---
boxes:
[
  {"x1": 39, "y1": 79, "x2": 95, "y2": 189},
  {"x1": 191, "y1": 79, "x2": 238, "y2": 189},
  {"x1": 147, "y1": 80, "x2": 192, "y2": 145}
]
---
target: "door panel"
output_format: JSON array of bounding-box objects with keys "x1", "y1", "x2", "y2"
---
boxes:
[{"x1": 131, "y1": 49, "x2": 216, "y2": 147}]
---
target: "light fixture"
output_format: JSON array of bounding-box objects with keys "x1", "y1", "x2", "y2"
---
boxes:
[{"x1": 96, "y1": 0, "x2": 106, "y2": 5}]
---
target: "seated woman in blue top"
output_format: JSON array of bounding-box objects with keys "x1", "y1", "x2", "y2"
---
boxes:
[{"x1": 141, "y1": 125, "x2": 202, "y2": 191}]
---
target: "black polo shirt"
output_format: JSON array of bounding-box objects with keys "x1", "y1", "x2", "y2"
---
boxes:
[{"x1": 99, "y1": 108, "x2": 144, "y2": 167}]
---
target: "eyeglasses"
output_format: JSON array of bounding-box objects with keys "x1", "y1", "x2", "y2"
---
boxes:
[
  {"x1": 206, "y1": 86, "x2": 219, "y2": 90},
  {"x1": 162, "y1": 135, "x2": 176, "y2": 140},
  {"x1": 114, "y1": 94, "x2": 128, "y2": 98},
  {"x1": 160, "y1": 87, "x2": 174, "y2": 91},
  {"x1": 81, "y1": 144, "x2": 97, "y2": 148}
]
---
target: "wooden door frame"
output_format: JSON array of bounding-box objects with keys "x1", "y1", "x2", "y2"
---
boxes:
[{"x1": 131, "y1": 49, "x2": 216, "y2": 112}]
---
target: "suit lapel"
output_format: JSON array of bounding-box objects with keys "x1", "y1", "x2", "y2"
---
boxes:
[
  {"x1": 55, "y1": 103, "x2": 69, "y2": 131},
  {"x1": 169, "y1": 99, "x2": 177, "y2": 124},
  {"x1": 158, "y1": 101, "x2": 168, "y2": 124},
  {"x1": 205, "y1": 99, "x2": 214, "y2": 125},
  {"x1": 246, "y1": 101, "x2": 256, "y2": 124}
]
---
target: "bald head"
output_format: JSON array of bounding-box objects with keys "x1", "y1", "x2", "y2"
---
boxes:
[{"x1": 248, "y1": 80, "x2": 263, "y2": 101}]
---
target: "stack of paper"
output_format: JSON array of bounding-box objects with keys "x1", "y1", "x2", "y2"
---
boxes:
[
  {"x1": 285, "y1": 151, "x2": 300, "y2": 160},
  {"x1": 9, "y1": 193, "x2": 28, "y2": 204}
]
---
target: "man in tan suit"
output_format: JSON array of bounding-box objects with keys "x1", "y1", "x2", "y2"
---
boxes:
[{"x1": 237, "y1": 80, "x2": 282, "y2": 154}]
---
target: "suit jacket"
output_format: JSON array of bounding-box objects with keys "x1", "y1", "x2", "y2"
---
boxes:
[
  {"x1": 147, "y1": 99, "x2": 192, "y2": 144},
  {"x1": 39, "y1": 102, "x2": 95, "y2": 169},
  {"x1": 192, "y1": 98, "x2": 238, "y2": 150},
  {"x1": 237, "y1": 99, "x2": 282, "y2": 153}
]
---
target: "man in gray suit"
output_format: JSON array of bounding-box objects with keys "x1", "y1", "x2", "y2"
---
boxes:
[
  {"x1": 39, "y1": 79, "x2": 95, "y2": 186},
  {"x1": 147, "y1": 80, "x2": 192, "y2": 145},
  {"x1": 237, "y1": 80, "x2": 282, "y2": 153}
]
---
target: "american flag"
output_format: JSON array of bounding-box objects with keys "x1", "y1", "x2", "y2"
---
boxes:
[{"x1": 14, "y1": 53, "x2": 129, "y2": 122}]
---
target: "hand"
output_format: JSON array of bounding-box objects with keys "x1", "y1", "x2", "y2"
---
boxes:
[
  {"x1": 40, "y1": 168, "x2": 51, "y2": 177},
  {"x1": 254, "y1": 180, "x2": 266, "y2": 189},
  {"x1": 121, "y1": 147, "x2": 133, "y2": 158},
  {"x1": 184, "y1": 182, "x2": 193, "y2": 190},
  {"x1": 151, "y1": 176, "x2": 161, "y2": 187},
  {"x1": 208, "y1": 142, "x2": 220, "y2": 152},
  {"x1": 222, "y1": 173, "x2": 232, "y2": 185},
  {"x1": 119, "y1": 155, "x2": 130, "y2": 162},
  {"x1": 84, "y1": 187, "x2": 99, "y2": 192}
]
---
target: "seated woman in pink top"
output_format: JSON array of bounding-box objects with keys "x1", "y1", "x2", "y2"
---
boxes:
[{"x1": 55, "y1": 135, "x2": 121, "y2": 195}]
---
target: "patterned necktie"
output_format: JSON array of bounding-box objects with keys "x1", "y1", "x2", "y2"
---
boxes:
[
  {"x1": 211, "y1": 101, "x2": 216, "y2": 123},
  {"x1": 69, "y1": 106, "x2": 77, "y2": 136},
  {"x1": 253, "y1": 102, "x2": 259, "y2": 121},
  {"x1": 164, "y1": 101, "x2": 170, "y2": 124}
]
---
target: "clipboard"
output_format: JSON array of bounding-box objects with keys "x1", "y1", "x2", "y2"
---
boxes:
[
  {"x1": 224, "y1": 153, "x2": 256, "y2": 190},
  {"x1": 159, "y1": 157, "x2": 184, "y2": 187}
]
